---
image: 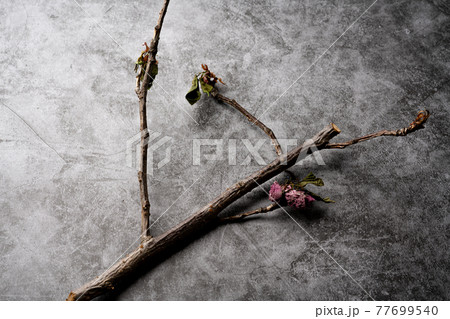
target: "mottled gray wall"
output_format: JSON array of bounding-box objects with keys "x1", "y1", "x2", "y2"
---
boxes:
[{"x1": 0, "y1": 0, "x2": 449, "y2": 300}]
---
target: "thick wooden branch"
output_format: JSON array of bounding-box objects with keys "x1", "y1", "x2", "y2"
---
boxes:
[
  {"x1": 67, "y1": 123, "x2": 340, "y2": 301},
  {"x1": 220, "y1": 203, "x2": 279, "y2": 223},
  {"x1": 136, "y1": 0, "x2": 170, "y2": 240},
  {"x1": 211, "y1": 89, "x2": 283, "y2": 156},
  {"x1": 67, "y1": 111, "x2": 429, "y2": 301}
]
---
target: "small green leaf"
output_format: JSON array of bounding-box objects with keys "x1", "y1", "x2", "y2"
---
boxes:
[
  {"x1": 150, "y1": 63, "x2": 158, "y2": 78},
  {"x1": 185, "y1": 76, "x2": 201, "y2": 105},
  {"x1": 306, "y1": 190, "x2": 335, "y2": 203},
  {"x1": 146, "y1": 63, "x2": 159, "y2": 90},
  {"x1": 200, "y1": 79, "x2": 214, "y2": 96},
  {"x1": 319, "y1": 196, "x2": 335, "y2": 203},
  {"x1": 299, "y1": 172, "x2": 324, "y2": 188}
]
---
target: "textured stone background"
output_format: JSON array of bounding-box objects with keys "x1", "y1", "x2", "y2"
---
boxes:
[{"x1": 0, "y1": 0, "x2": 449, "y2": 300}]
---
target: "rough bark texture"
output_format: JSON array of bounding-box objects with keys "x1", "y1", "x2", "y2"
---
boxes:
[
  {"x1": 326, "y1": 110, "x2": 430, "y2": 149},
  {"x1": 211, "y1": 89, "x2": 283, "y2": 156},
  {"x1": 67, "y1": 110, "x2": 429, "y2": 301},
  {"x1": 136, "y1": 0, "x2": 171, "y2": 240},
  {"x1": 220, "y1": 203, "x2": 279, "y2": 223},
  {"x1": 67, "y1": 123, "x2": 340, "y2": 300}
]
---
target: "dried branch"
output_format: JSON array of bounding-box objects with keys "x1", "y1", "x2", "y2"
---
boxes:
[
  {"x1": 211, "y1": 88, "x2": 283, "y2": 156},
  {"x1": 67, "y1": 103, "x2": 429, "y2": 300},
  {"x1": 220, "y1": 203, "x2": 279, "y2": 223},
  {"x1": 326, "y1": 110, "x2": 430, "y2": 149},
  {"x1": 135, "y1": 0, "x2": 170, "y2": 240},
  {"x1": 67, "y1": 123, "x2": 340, "y2": 301}
]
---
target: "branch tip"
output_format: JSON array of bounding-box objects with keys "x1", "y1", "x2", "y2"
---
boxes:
[{"x1": 331, "y1": 123, "x2": 341, "y2": 133}]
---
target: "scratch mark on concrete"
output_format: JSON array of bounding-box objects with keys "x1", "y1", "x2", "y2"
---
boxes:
[
  {"x1": 1, "y1": 101, "x2": 67, "y2": 163},
  {"x1": 218, "y1": 224, "x2": 228, "y2": 253}
]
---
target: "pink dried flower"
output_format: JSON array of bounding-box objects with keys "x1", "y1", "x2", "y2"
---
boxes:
[
  {"x1": 269, "y1": 182, "x2": 283, "y2": 202},
  {"x1": 269, "y1": 182, "x2": 316, "y2": 208},
  {"x1": 285, "y1": 189, "x2": 307, "y2": 208}
]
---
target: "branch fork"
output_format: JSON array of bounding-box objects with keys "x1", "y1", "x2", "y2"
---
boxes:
[
  {"x1": 66, "y1": 0, "x2": 431, "y2": 302},
  {"x1": 67, "y1": 110, "x2": 429, "y2": 300}
]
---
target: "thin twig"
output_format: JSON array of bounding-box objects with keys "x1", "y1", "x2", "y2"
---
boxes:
[
  {"x1": 326, "y1": 110, "x2": 430, "y2": 149},
  {"x1": 136, "y1": 0, "x2": 171, "y2": 241},
  {"x1": 220, "y1": 203, "x2": 279, "y2": 223},
  {"x1": 211, "y1": 88, "x2": 283, "y2": 156}
]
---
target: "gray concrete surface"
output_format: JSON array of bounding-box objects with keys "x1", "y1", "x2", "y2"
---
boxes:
[{"x1": 0, "y1": 0, "x2": 449, "y2": 300}]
